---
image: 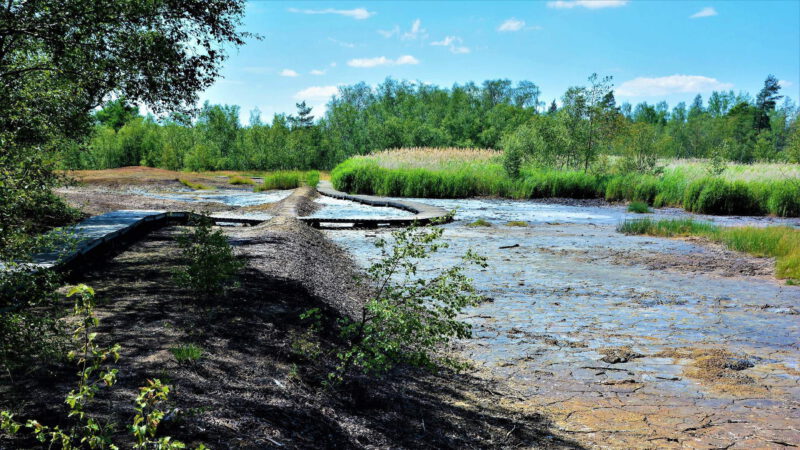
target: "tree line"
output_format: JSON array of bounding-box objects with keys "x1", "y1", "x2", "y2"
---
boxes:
[{"x1": 66, "y1": 75, "x2": 799, "y2": 173}]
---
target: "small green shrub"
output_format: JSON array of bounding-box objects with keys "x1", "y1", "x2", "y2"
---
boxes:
[
  {"x1": 506, "y1": 221, "x2": 528, "y2": 227},
  {"x1": 170, "y1": 344, "x2": 204, "y2": 363},
  {"x1": 327, "y1": 224, "x2": 486, "y2": 382},
  {"x1": 229, "y1": 175, "x2": 255, "y2": 185},
  {"x1": 466, "y1": 219, "x2": 492, "y2": 227},
  {"x1": 627, "y1": 201, "x2": 651, "y2": 214},
  {"x1": 173, "y1": 215, "x2": 244, "y2": 302}
]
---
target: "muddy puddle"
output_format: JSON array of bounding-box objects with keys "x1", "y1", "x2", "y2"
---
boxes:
[
  {"x1": 321, "y1": 197, "x2": 800, "y2": 447},
  {"x1": 306, "y1": 195, "x2": 415, "y2": 219},
  {"x1": 133, "y1": 187, "x2": 294, "y2": 208}
]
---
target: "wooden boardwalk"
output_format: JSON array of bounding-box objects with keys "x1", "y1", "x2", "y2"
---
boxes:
[
  {"x1": 299, "y1": 181, "x2": 451, "y2": 228},
  {"x1": 24, "y1": 184, "x2": 449, "y2": 272},
  {"x1": 29, "y1": 210, "x2": 262, "y2": 271}
]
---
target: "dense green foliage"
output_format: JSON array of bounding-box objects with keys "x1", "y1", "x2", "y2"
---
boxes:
[
  {"x1": 330, "y1": 223, "x2": 486, "y2": 381},
  {"x1": 1, "y1": 0, "x2": 249, "y2": 377},
  {"x1": 67, "y1": 74, "x2": 799, "y2": 174},
  {"x1": 332, "y1": 154, "x2": 800, "y2": 217},
  {"x1": 618, "y1": 219, "x2": 800, "y2": 280}
]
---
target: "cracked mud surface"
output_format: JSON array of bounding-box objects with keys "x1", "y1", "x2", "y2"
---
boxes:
[{"x1": 325, "y1": 200, "x2": 800, "y2": 449}]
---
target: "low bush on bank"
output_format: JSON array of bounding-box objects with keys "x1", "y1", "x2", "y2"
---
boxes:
[
  {"x1": 254, "y1": 170, "x2": 320, "y2": 191},
  {"x1": 331, "y1": 151, "x2": 800, "y2": 217},
  {"x1": 618, "y1": 218, "x2": 800, "y2": 280}
]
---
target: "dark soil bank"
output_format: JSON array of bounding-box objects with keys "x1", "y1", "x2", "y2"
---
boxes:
[{"x1": 0, "y1": 221, "x2": 579, "y2": 449}]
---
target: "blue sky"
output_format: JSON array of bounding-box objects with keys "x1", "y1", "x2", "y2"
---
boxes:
[{"x1": 199, "y1": 0, "x2": 800, "y2": 124}]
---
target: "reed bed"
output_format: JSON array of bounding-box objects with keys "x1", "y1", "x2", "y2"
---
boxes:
[
  {"x1": 331, "y1": 149, "x2": 800, "y2": 217},
  {"x1": 618, "y1": 218, "x2": 800, "y2": 280}
]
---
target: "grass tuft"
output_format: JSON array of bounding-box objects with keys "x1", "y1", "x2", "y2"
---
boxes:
[
  {"x1": 627, "y1": 201, "x2": 651, "y2": 214},
  {"x1": 170, "y1": 343, "x2": 204, "y2": 363},
  {"x1": 466, "y1": 219, "x2": 492, "y2": 227},
  {"x1": 618, "y1": 218, "x2": 800, "y2": 281},
  {"x1": 506, "y1": 221, "x2": 528, "y2": 227},
  {"x1": 178, "y1": 178, "x2": 210, "y2": 190},
  {"x1": 229, "y1": 175, "x2": 255, "y2": 185}
]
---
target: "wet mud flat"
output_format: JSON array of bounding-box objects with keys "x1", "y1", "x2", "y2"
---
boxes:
[
  {"x1": 1, "y1": 221, "x2": 580, "y2": 449},
  {"x1": 324, "y1": 201, "x2": 800, "y2": 448}
]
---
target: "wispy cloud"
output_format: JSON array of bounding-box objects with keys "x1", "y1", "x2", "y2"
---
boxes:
[
  {"x1": 617, "y1": 75, "x2": 733, "y2": 97},
  {"x1": 378, "y1": 25, "x2": 400, "y2": 38},
  {"x1": 287, "y1": 7, "x2": 375, "y2": 20},
  {"x1": 431, "y1": 36, "x2": 470, "y2": 54},
  {"x1": 547, "y1": 0, "x2": 629, "y2": 9},
  {"x1": 310, "y1": 69, "x2": 326, "y2": 76},
  {"x1": 327, "y1": 37, "x2": 355, "y2": 48},
  {"x1": 280, "y1": 69, "x2": 299, "y2": 77},
  {"x1": 778, "y1": 80, "x2": 794, "y2": 88},
  {"x1": 402, "y1": 19, "x2": 426, "y2": 40},
  {"x1": 690, "y1": 7, "x2": 718, "y2": 19},
  {"x1": 294, "y1": 85, "x2": 340, "y2": 101},
  {"x1": 379, "y1": 19, "x2": 427, "y2": 40},
  {"x1": 498, "y1": 18, "x2": 526, "y2": 32},
  {"x1": 347, "y1": 55, "x2": 420, "y2": 68}
]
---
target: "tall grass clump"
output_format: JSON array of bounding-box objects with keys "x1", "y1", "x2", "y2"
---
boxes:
[
  {"x1": 627, "y1": 201, "x2": 651, "y2": 214},
  {"x1": 254, "y1": 170, "x2": 320, "y2": 191},
  {"x1": 229, "y1": 175, "x2": 255, "y2": 185},
  {"x1": 619, "y1": 218, "x2": 800, "y2": 280}
]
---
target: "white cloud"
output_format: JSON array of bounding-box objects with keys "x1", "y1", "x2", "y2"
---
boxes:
[
  {"x1": 690, "y1": 7, "x2": 717, "y2": 18},
  {"x1": 294, "y1": 85, "x2": 340, "y2": 101},
  {"x1": 779, "y1": 80, "x2": 794, "y2": 88},
  {"x1": 431, "y1": 36, "x2": 470, "y2": 54},
  {"x1": 395, "y1": 55, "x2": 420, "y2": 65},
  {"x1": 287, "y1": 7, "x2": 375, "y2": 20},
  {"x1": 547, "y1": 0, "x2": 629, "y2": 9},
  {"x1": 330, "y1": 62, "x2": 337, "y2": 67},
  {"x1": 347, "y1": 55, "x2": 419, "y2": 68},
  {"x1": 498, "y1": 18, "x2": 525, "y2": 32},
  {"x1": 280, "y1": 69, "x2": 299, "y2": 77},
  {"x1": 617, "y1": 75, "x2": 734, "y2": 97},
  {"x1": 310, "y1": 69, "x2": 326, "y2": 76}
]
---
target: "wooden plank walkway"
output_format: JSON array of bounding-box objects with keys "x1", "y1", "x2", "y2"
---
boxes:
[
  {"x1": 22, "y1": 184, "x2": 449, "y2": 272},
  {"x1": 28, "y1": 210, "x2": 263, "y2": 271},
  {"x1": 300, "y1": 181, "x2": 451, "y2": 228}
]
